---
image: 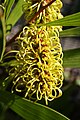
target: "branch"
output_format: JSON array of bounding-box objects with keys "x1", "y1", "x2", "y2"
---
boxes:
[
  {"x1": 6, "y1": 0, "x2": 56, "y2": 45},
  {"x1": 29, "y1": 0, "x2": 56, "y2": 23}
]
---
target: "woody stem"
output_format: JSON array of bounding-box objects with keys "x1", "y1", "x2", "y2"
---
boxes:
[{"x1": 6, "y1": 0, "x2": 56, "y2": 45}]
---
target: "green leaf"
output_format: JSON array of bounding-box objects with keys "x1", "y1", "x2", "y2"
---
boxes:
[
  {"x1": 6, "y1": 0, "x2": 15, "y2": 19},
  {"x1": 60, "y1": 27, "x2": 80, "y2": 37},
  {"x1": 11, "y1": 99, "x2": 69, "y2": 120},
  {"x1": 6, "y1": 0, "x2": 24, "y2": 26},
  {"x1": 0, "y1": 28, "x2": 3, "y2": 39},
  {"x1": 40, "y1": 12, "x2": 80, "y2": 26},
  {"x1": 63, "y1": 48, "x2": 80, "y2": 67},
  {"x1": 0, "y1": 6, "x2": 6, "y2": 62},
  {"x1": 0, "y1": 90, "x2": 70, "y2": 120},
  {"x1": 6, "y1": 0, "x2": 31, "y2": 27}
]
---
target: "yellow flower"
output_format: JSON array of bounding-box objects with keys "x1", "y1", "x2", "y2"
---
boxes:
[{"x1": 10, "y1": 0, "x2": 63, "y2": 105}]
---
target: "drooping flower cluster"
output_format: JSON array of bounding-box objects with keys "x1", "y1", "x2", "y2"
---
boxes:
[{"x1": 10, "y1": 0, "x2": 63, "y2": 105}]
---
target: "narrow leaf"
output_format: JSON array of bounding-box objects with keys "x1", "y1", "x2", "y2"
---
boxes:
[
  {"x1": 63, "y1": 48, "x2": 80, "y2": 67},
  {"x1": 11, "y1": 99, "x2": 70, "y2": 120},
  {"x1": 0, "y1": 7, "x2": 6, "y2": 62},
  {"x1": 6, "y1": 0, "x2": 15, "y2": 19},
  {"x1": 6, "y1": 0, "x2": 31, "y2": 26},
  {"x1": 41, "y1": 12, "x2": 80, "y2": 26},
  {"x1": 60, "y1": 27, "x2": 80, "y2": 37},
  {"x1": 0, "y1": 90, "x2": 70, "y2": 120}
]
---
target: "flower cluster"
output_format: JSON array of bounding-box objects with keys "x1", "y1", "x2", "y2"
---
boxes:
[{"x1": 10, "y1": 0, "x2": 63, "y2": 105}]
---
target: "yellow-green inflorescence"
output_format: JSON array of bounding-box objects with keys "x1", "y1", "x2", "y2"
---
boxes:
[{"x1": 10, "y1": 0, "x2": 64, "y2": 105}]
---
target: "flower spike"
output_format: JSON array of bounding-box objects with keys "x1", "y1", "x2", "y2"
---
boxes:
[{"x1": 9, "y1": 0, "x2": 63, "y2": 105}]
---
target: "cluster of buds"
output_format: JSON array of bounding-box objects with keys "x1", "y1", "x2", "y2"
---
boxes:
[{"x1": 10, "y1": 0, "x2": 63, "y2": 105}]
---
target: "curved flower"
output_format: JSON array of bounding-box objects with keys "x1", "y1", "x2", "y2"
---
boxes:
[{"x1": 9, "y1": 0, "x2": 63, "y2": 105}]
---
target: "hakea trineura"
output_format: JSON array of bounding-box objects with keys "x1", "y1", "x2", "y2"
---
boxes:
[{"x1": 9, "y1": 0, "x2": 63, "y2": 105}]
